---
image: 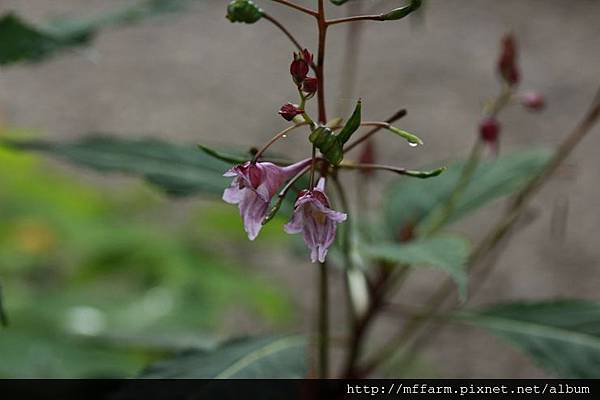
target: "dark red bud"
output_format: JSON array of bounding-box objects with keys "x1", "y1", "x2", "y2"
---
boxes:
[
  {"x1": 520, "y1": 91, "x2": 545, "y2": 111},
  {"x1": 290, "y1": 58, "x2": 309, "y2": 84},
  {"x1": 301, "y1": 48, "x2": 313, "y2": 65},
  {"x1": 497, "y1": 34, "x2": 520, "y2": 85},
  {"x1": 278, "y1": 103, "x2": 303, "y2": 121},
  {"x1": 302, "y1": 77, "x2": 318, "y2": 94},
  {"x1": 479, "y1": 116, "x2": 501, "y2": 144}
]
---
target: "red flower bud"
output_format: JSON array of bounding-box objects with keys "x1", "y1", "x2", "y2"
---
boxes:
[
  {"x1": 302, "y1": 77, "x2": 318, "y2": 94},
  {"x1": 479, "y1": 116, "x2": 501, "y2": 144},
  {"x1": 290, "y1": 49, "x2": 313, "y2": 84},
  {"x1": 497, "y1": 34, "x2": 520, "y2": 85},
  {"x1": 278, "y1": 103, "x2": 303, "y2": 121},
  {"x1": 520, "y1": 91, "x2": 545, "y2": 111},
  {"x1": 301, "y1": 49, "x2": 313, "y2": 66}
]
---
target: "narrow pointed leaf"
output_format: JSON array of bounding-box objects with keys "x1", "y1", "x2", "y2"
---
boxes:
[
  {"x1": 457, "y1": 300, "x2": 600, "y2": 378},
  {"x1": 361, "y1": 235, "x2": 470, "y2": 298},
  {"x1": 384, "y1": 148, "x2": 552, "y2": 237},
  {"x1": 140, "y1": 335, "x2": 307, "y2": 378},
  {"x1": 197, "y1": 144, "x2": 248, "y2": 164},
  {"x1": 0, "y1": 0, "x2": 196, "y2": 65},
  {"x1": 337, "y1": 99, "x2": 362, "y2": 145},
  {"x1": 1, "y1": 135, "x2": 233, "y2": 197}
]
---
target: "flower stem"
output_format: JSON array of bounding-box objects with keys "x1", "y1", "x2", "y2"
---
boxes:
[
  {"x1": 316, "y1": 0, "x2": 328, "y2": 124},
  {"x1": 318, "y1": 260, "x2": 330, "y2": 379},
  {"x1": 252, "y1": 123, "x2": 308, "y2": 162}
]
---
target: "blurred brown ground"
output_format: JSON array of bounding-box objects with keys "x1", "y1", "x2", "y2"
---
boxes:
[{"x1": 1, "y1": 0, "x2": 599, "y2": 377}]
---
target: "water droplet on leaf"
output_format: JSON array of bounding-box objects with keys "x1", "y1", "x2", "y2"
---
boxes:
[{"x1": 408, "y1": 142, "x2": 419, "y2": 147}]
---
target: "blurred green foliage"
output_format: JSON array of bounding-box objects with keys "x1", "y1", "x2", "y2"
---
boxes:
[{"x1": 0, "y1": 129, "x2": 292, "y2": 378}]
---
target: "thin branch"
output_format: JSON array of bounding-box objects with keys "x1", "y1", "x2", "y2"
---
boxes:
[
  {"x1": 270, "y1": 0, "x2": 318, "y2": 17},
  {"x1": 357, "y1": 87, "x2": 600, "y2": 377},
  {"x1": 339, "y1": 163, "x2": 445, "y2": 178},
  {"x1": 327, "y1": 14, "x2": 385, "y2": 26},
  {"x1": 262, "y1": 13, "x2": 303, "y2": 52},
  {"x1": 318, "y1": 260, "x2": 330, "y2": 378},
  {"x1": 252, "y1": 122, "x2": 308, "y2": 162},
  {"x1": 344, "y1": 109, "x2": 407, "y2": 153}
]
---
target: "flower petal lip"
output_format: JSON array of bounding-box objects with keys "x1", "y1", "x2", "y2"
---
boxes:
[{"x1": 284, "y1": 178, "x2": 347, "y2": 263}]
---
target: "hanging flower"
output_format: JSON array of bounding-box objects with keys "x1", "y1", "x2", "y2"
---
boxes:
[
  {"x1": 223, "y1": 159, "x2": 311, "y2": 240},
  {"x1": 284, "y1": 178, "x2": 347, "y2": 263}
]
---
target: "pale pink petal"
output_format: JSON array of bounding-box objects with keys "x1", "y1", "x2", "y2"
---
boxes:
[
  {"x1": 239, "y1": 189, "x2": 269, "y2": 240},
  {"x1": 222, "y1": 179, "x2": 243, "y2": 204}
]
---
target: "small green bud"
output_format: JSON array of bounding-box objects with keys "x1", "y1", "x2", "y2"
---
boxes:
[
  {"x1": 226, "y1": 0, "x2": 263, "y2": 24},
  {"x1": 330, "y1": 0, "x2": 350, "y2": 5},
  {"x1": 382, "y1": 0, "x2": 422, "y2": 21}
]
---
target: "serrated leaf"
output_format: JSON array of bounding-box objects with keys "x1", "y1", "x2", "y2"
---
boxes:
[
  {"x1": 383, "y1": 148, "x2": 551, "y2": 237},
  {"x1": 457, "y1": 300, "x2": 600, "y2": 378},
  {"x1": 361, "y1": 235, "x2": 470, "y2": 298},
  {"x1": 140, "y1": 335, "x2": 306, "y2": 378},
  {"x1": 2, "y1": 135, "x2": 233, "y2": 197},
  {"x1": 337, "y1": 99, "x2": 362, "y2": 144},
  {"x1": 0, "y1": 0, "x2": 196, "y2": 65}
]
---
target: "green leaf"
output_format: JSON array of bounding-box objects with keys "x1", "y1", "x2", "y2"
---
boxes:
[
  {"x1": 330, "y1": 0, "x2": 350, "y2": 5},
  {"x1": 361, "y1": 235, "x2": 470, "y2": 298},
  {"x1": 337, "y1": 99, "x2": 362, "y2": 144},
  {"x1": 0, "y1": 0, "x2": 196, "y2": 65},
  {"x1": 140, "y1": 335, "x2": 306, "y2": 378},
  {"x1": 2, "y1": 135, "x2": 233, "y2": 197},
  {"x1": 226, "y1": 0, "x2": 264, "y2": 24},
  {"x1": 383, "y1": 148, "x2": 551, "y2": 237},
  {"x1": 457, "y1": 300, "x2": 600, "y2": 378},
  {"x1": 198, "y1": 144, "x2": 248, "y2": 165}
]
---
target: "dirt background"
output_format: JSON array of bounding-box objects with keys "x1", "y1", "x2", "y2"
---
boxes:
[{"x1": 1, "y1": 0, "x2": 599, "y2": 377}]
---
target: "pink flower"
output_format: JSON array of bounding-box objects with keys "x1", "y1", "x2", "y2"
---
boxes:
[
  {"x1": 520, "y1": 91, "x2": 545, "y2": 111},
  {"x1": 284, "y1": 178, "x2": 347, "y2": 263},
  {"x1": 223, "y1": 159, "x2": 311, "y2": 240}
]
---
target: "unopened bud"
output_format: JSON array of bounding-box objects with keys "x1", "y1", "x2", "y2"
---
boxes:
[
  {"x1": 290, "y1": 49, "x2": 313, "y2": 84},
  {"x1": 382, "y1": 0, "x2": 422, "y2": 21},
  {"x1": 302, "y1": 77, "x2": 318, "y2": 94},
  {"x1": 497, "y1": 34, "x2": 520, "y2": 85},
  {"x1": 278, "y1": 103, "x2": 304, "y2": 121},
  {"x1": 226, "y1": 0, "x2": 263, "y2": 24},
  {"x1": 479, "y1": 116, "x2": 501, "y2": 144},
  {"x1": 520, "y1": 91, "x2": 545, "y2": 111}
]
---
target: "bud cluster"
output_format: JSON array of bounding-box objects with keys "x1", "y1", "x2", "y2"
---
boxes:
[{"x1": 479, "y1": 34, "x2": 545, "y2": 149}]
